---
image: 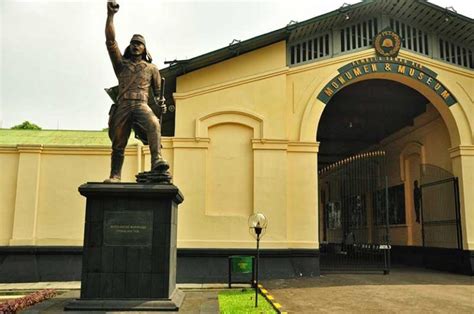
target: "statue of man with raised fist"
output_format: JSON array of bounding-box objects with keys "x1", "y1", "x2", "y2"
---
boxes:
[{"x1": 104, "y1": 1, "x2": 167, "y2": 183}]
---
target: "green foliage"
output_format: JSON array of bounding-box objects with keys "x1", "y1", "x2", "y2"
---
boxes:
[
  {"x1": 218, "y1": 289, "x2": 276, "y2": 314},
  {"x1": 11, "y1": 121, "x2": 42, "y2": 130}
]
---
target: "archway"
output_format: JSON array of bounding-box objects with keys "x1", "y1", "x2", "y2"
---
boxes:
[
  {"x1": 300, "y1": 67, "x2": 471, "y2": 148},
  {"x1": 298, "y1": 58, "x2": 473, "y2": 258},
  {"x1": 315, "y1": 77, "x2": 460, "y2": 272}
]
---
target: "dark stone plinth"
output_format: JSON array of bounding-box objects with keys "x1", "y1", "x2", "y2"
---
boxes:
[{"x1": 65, "y1": 182, "x2": 184, "y2": 311}]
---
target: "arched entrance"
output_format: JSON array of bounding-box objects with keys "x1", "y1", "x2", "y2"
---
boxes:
[
  {"x1": 315, "y1": 77, "x2": 462, "y2": 273},
  {"x1": 300, "y1": 58, "x2": 470, "y2": 147}
]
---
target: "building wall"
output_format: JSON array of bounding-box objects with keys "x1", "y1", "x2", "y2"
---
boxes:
[
  {"x1": 173, "y1": 44, "x2": 474, "y2": 251},
  {"x1": 0, "y1": 148, "x2": 19, "y2": 246},
  {"x1": 177, "y1": 42, "x2": 287, "y2": 93},
  {"x1": 0, "y1": 42, "x2": 472, "y2": 253},
  {"x1": 0, "y1": 142, "x2": 176, "y2": 247},
  {"x1": 173, "y1": 41, "x2": 318, "y2": 250}
]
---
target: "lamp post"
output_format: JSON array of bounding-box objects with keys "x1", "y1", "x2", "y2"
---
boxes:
[{"x1": 248, "y1": 213, "x2": 268, "y2": 308}]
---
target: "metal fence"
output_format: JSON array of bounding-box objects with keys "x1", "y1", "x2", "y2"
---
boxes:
[
  {"x1": 319, "y1": 151, "x2": 390, "y2": 273},
  {"x1": 420, "y1": 165, "x2": 462, "y2": 249}
]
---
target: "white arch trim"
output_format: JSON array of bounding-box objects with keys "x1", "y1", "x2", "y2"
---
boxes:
[{"x1": 196, "y1": 109, "x2": 264, "y2": 139}]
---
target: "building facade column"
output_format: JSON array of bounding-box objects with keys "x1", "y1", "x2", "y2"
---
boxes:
[
  {"x1": 9, "y1": 144, "x2": 43, "y2": 246},
  {"x1": 287, "y1": 141, "x2": 319, "y2": 248},
  {"x1": 449, "y1": 145, "x2": 474, "y2": 250},
  {"x1": 252, "y1": 140, "x2": 288, "y2": 245}
]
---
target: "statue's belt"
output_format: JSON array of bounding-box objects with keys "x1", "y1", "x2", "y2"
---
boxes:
[{"x1": 121, "y1": 91, "x2": 148, "y2": 101}]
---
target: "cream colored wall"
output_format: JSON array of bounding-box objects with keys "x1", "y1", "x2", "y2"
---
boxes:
[
  {"x1": 0, "y1": 147, "x2": 19, "y2": 245},
  {"x1": 0, "y1": 144, "x2": 143, "y2": 246},
  {"x1": 177, "y1": 42, "x2": 287, "y2": 93},
  {"x1": 206, "y1": 124, "x2": 253, "y2": 217},
  {"x1": 173, "y1": 40, "x2": 318, "y2": 249},
  {"x1": 35, "y1": 147, "x2": 141, "y2": 246}
]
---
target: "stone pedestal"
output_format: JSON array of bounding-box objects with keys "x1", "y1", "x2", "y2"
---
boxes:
[{"x1": 65, "y1": 183, "x2": 184, "y2": 311}]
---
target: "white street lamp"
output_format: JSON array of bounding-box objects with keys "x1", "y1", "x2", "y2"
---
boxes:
[{"x1": 248, "y1": 212, "x2": 268, "y2": 307}]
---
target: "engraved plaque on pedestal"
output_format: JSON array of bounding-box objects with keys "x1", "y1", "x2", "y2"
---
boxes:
[{"x1": 103, "y1": 210, "x2": 153, "y2": 246}]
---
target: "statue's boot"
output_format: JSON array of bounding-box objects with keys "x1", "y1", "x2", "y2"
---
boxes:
[
  {"x1": 148, "y1": 130, "x2": 164, "y2": 171},
  {"x1": 104, "y1": 151, "x2": 124, "y2": 183},
  {"x1": 104, "y1": 176, "x2": 121, "y2": 183},
  {"x1": 152, "y1": 157, "x2": 169, "y2": 172}
]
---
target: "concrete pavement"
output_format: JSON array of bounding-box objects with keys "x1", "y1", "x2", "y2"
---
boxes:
[
  {"x1": 263, "y1": 267, "x2": 473, "y2": 313},
  {"x1": 2, "y1": 268, "x2": 473, "y2": 313}
]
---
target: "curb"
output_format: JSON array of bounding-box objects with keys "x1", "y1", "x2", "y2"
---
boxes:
[{"x1": 258, "y1": 284, "x2": 287, "y2": 314}]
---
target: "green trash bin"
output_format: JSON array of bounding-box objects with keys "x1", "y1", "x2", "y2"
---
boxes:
[{"x1": 228, "y1": 255, "x2": 255, "y2": 288}]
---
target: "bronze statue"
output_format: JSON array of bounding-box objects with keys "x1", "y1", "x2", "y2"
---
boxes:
[{"x1": 104, "y1": 1, "x2": 169, "y2": 183}]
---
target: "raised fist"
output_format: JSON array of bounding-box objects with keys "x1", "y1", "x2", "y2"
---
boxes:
[{"x1": 107, "y1": 1, "x2": 119, "y2": 15}]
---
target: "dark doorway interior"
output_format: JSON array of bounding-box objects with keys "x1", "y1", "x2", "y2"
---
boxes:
[
  {"x1": 317, "y1": 79, "x2": 427, "y2": 169},
  {"x1": 317, "y1": 79, "x2": 428, "y2": 273},
  {"x1": 317, "y1": 79, "x2": 468, "y2": 274}
]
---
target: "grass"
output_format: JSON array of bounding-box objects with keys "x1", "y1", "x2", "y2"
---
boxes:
[{"x1": 218, "y1": 288, "x2": 276, "y2": 314}]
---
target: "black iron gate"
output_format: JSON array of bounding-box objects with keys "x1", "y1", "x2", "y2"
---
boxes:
[
  {"x1": 420, "y1": 165, "x2": 462, "y2": 249},
  {"x1": 319, "y1": 151, "x2": 390, "y2": 273}
]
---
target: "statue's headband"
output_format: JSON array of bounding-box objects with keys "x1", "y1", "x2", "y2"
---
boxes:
[{"x1": 130, "y1": 34, "x2": 146, "y2": 47}]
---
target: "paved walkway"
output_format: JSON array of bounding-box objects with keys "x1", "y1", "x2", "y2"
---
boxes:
[
  {"x1": 20, "y1": 289, "x2": 220, "y2": 313},
  {"x1": 2, "y1": 268, "x2": 472, "y2": 313},
  {"x1": 0, "y1": 284, "x2": 241, "y2": 313},
  {"x1": 263, "y1": 267, "x2": 473, "y2": 313}
]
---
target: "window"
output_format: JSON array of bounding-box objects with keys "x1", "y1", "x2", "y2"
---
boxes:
[{"x1": 373, "y1": 184, "x2": 406, "y2": 225}]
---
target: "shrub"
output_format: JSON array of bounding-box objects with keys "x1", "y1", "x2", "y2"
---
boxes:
[
  {"x1": 10, "y1": 121, "x2": 42, "y2": 130},
  {"x1": 0, "y1": 289, "x2": 57, "y2": 313}
]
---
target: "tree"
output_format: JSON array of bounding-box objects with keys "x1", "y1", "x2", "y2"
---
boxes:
[{"x1": 11, "y1": 121, "x2": 42, "y2": 130}]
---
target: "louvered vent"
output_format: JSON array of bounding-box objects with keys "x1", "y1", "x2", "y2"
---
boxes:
[
  {"x1": 340, "y1": 18, "x2": 378, "y2": 53},
  {"x1": 390, "y1": 19, "x2": 430, "y2": 56},
  {"x1": 289, "y1": 33, "x2": 330, "y2": 66},
  {"x1": 439, "y1": 38, "x2": 473, "y2": 69}
]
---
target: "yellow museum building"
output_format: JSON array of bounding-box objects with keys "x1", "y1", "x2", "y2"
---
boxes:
[{"x1": 0, "y1": 0, "x2": 473, "y2": 281}]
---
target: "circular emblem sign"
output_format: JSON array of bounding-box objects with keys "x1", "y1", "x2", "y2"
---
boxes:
[{"x1": 374, "y1": 30, "x2": 401, "y2": 57}]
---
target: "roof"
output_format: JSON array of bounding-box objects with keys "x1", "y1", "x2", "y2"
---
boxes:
[
  {"x1": 0, "y1": 129, "x2": 140, "y2": 146},
  {"x1": 288, "y1": 0, "x2": 473, "y2": 43},
  {"x1": 161, "y1": 0, "x2": 473, "y2": 80}
]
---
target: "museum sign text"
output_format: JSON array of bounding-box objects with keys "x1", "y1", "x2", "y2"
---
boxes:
[{"x1": 317, "y1": 57, "x2": 457, "y2": 106}]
